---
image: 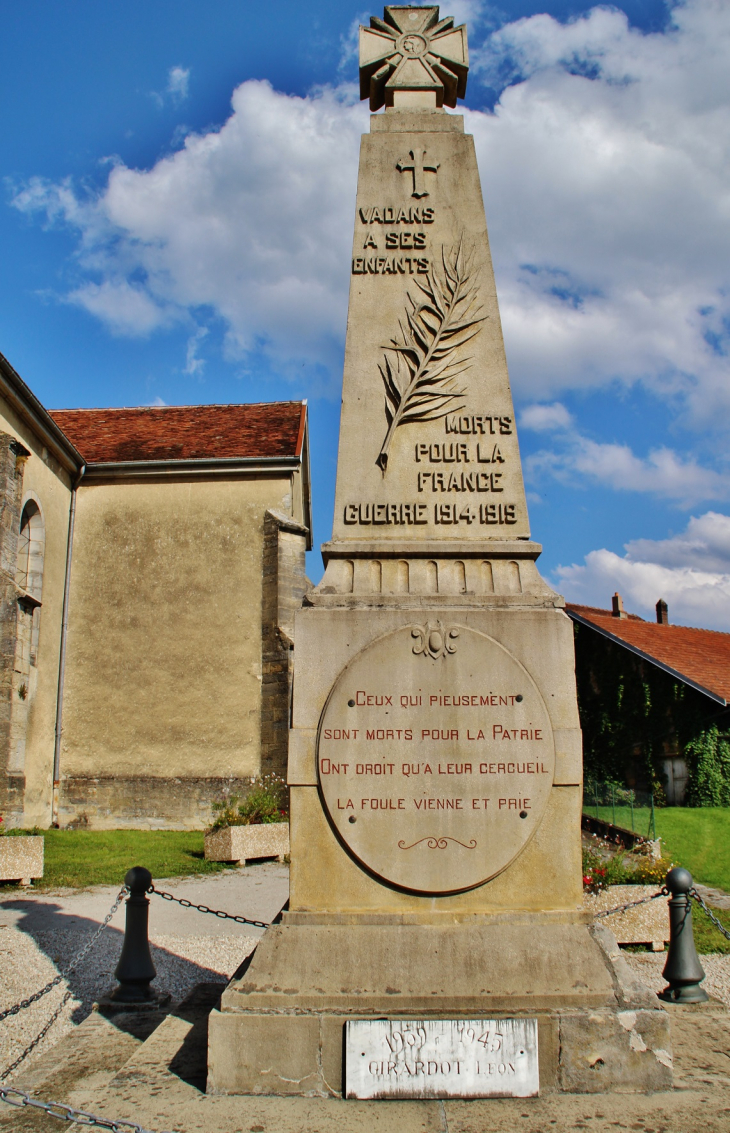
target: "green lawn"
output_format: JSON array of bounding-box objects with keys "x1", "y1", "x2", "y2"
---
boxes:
[
  {"x1": 583, "y1": 805, "x2": 730, "y2": 952},
  {"x1": 653, "y1": 808, "x2": 730, "y2": 893},
  {"x1": 688, "y1": 903, "x2": 730, "y2": 956},
  {"x1": 584, "y1": 806, "x2": 730, "y2": 892},
  {"x1": 2, "y1": 829, "x2": 239, "y2": 890}
]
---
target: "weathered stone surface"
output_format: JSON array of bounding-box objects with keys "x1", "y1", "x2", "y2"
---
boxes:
[
  {"x1": 0, "y1": 833, "x2": 43, "y2": 881},
  {"x1": 57, "y1": 776, "x2": 258, "y2": 831},
  {"x1": 220, "y1": 922, "x2": 616, "y2": 1016},
  {"x1": 207, "y1": 1012, "x2": 321, "y2": 1096},
  {"x1": 204, "y1": 823, "x2": 289, "y2": 864},
  {"x1": 317, "y1": 623, "x2": 555, "y2": 893},
  {"x1": 210, "y1": 921, "x2": 671, "y2": 1097},
  {"x1": 260, "y1": 510, "x2": 310, "y2": 777},
  {"x1": 558, "y1": 1009, "x2": 672, "y2": 1093},
  {"x1": 58, "y1": 481, "x2": 308, "y2": 829},
  {"x1": 329, "y1": 111, "x2": 530, "y2": 550},
  {"x1": 360, "y1": 7, "x2": 469, "y2": 112},
  {"x1": 0, "y1": 432, "x2": 29, "y2": 823}
]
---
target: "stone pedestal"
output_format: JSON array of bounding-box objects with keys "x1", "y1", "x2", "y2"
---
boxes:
[
  {"x1": 208, "y1": 597, "x2": 671, "y2": 1095},
  {"x1": 208, "y1": 5, "x2": 670, "y2": 1097},
  {"x1": 208, "y1": 920, "x2": 671, "y2": 1096}
]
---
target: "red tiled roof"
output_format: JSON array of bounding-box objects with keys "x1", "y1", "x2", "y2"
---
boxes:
[
  {"x1": 49, "y1": 402, "x2": 306, "y2": 464},
  {"x1": 566, "y1": 603, "x2": 730, "y2": 705}
]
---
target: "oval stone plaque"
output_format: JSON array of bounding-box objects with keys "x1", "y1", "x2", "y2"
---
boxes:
[{"x1": 317, "y1": 623, "x2": 555, "y2": 894}]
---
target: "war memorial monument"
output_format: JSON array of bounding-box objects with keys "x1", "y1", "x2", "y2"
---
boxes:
[{"x1": 207, "y1": 5, "x2": 672, "y2": 1098}]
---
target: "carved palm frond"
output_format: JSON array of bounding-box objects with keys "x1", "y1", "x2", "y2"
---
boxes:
[{"x1": 376, "y1": 239, "x2": 485, "y2": 473}]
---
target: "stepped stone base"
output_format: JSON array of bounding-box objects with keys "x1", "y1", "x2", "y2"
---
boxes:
[{"x1": 206, "y1": 920, "x2": 672, "y2": 1097}]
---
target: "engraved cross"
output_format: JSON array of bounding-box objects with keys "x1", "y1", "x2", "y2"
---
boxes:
[{"x1": 396, "y1": 149, "x2": 440, "y2": 199}]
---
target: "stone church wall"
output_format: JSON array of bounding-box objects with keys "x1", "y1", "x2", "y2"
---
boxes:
[
  {"x1": 0, "y1": 396, "x2": 73, "y2": 828},
  {"x1": 57, "y1": 475, "x2": 307, "y2": 829}
]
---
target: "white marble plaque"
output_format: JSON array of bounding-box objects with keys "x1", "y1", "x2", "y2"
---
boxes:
[
  {"x1": 345, "y1": 1018, "x2": 539, "y2": 1099},
  {"x1": 317, "y1": 624, "x2": 555, "y2": 894}
]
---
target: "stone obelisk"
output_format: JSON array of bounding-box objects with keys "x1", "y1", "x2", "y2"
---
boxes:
[{"x1": 208, "y1": 5, "x2": 670, "y2": 1098}]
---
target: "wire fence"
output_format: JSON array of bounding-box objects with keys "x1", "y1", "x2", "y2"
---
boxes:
[{"x1": 583, "y1": 779, "x2": 657, "y2": 840}]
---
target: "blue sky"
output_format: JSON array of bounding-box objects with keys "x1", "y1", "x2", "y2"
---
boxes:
[{"x1": 3, "y1": 0, "x2": 730, "y2": 627}]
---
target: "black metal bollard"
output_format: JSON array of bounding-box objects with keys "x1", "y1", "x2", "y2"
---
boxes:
[
  {"x1": 111, "y1": 866, "x2": 157, "y2": 1002},
  {"x1": 658, "y1": 867, "x2": 709, "y2": 1004}
]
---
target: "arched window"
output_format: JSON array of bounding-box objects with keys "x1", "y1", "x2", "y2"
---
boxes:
[
  {"x1": 16, "y1": 500, "x2": 45, "y2": 670},
  {"x1": 16, "y1": 499, "x2": 45, "y2": 602}
]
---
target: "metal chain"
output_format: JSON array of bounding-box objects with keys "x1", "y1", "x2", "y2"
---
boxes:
[
  {"x1": 149, "y1": 885, "x2": 270, "y2": 929},
  {"x1": 0, "y1": 883, "x2": 170, "y2": 1130},
  {"x1": 593, "y1": 888, "x2": 667, "y2": 919},
  {"x1": 691, "y1": 887, "x2": 730, "y2": 940},
  {"x1": 0, "y1": 885, "x2": 127, "y2": 1023},
  {"x1": 0, "y1": 1086, "x2": 170, "y2": 1132},
  {"x1": 0, "y1": 990, "x2": 74, "y2": 1082}
]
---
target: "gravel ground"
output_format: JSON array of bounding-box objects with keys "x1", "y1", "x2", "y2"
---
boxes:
[
  {"x1": 0, "y1": 922, "x2": 255, "y2": 1081},
  {"x1": 584, "y1": 885, "x2": 669, "y2": 947},
  {"x1": 624, "y1": 951, "x2": 730, "y2": 1007}
]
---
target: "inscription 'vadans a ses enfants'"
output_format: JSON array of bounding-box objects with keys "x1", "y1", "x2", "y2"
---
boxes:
[{"x1": 317, "y1": 624, "x2": 555, "y2": 894}]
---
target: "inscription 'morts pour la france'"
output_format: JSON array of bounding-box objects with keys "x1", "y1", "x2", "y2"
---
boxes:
[{"x1": 317, "y1": 625, "x2": 555, "y2": 894}]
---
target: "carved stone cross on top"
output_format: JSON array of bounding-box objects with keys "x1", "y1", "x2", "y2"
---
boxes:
[{"x1": 397, "y1": 149, "x2": 440, "y2": 198}]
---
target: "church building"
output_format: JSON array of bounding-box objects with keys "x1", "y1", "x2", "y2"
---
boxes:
[{"x1": 0, "y1": 349, "x2": 311, "y2": 830}]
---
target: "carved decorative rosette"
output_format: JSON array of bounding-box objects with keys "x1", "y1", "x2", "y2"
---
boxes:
[{"x1": 411, "y1": 620, "x2": 459, "y2": 659}]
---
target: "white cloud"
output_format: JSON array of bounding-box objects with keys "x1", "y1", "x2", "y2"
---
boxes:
[
  {"x1": 531, "y1": 438, "x2": 727, "y2": 505},
  {"x1": 14, "y1": 81, "x2": 368, "y2": 384},
  {"x1": 151, "y1": 65, "x2": 191, "y2": 108},
  {"x1": 464, "y1": 0, "x2": 730, "y2": 422},
  {"x1": 166, "y1": 66, "x2": 190, "y2": 103},
  {"x1": 556, "y1": 510, "x2": 730, "y2": 630},
  {"x1": 9, "y1": 0, "x2": 730, "y2": 420},
  {"x1": 339, "y1": 11, "x2": 369, "y2": 71},
  {"x1": 184, "y1": 326, "x2": 208, "y2": 376},
  {"x1": 66, "y1": 280, "x2": 172, "y2": 336},
  {"x1": 519, "y1": 401, "x2": 573, "y2": 432},
  {"x1": 625, "y1": 511, "x2": 730, "y2": 572},
  {"x1": 446, "y1": 0, "x2": 488, "y2": 29},
  {"x1": 522, "y1": 402, "x2": 728, "y2": 505}
]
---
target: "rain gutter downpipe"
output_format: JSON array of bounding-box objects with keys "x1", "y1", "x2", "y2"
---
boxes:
[{"x1": 52, "y1": 463, "x2": 85, "y2": 825}]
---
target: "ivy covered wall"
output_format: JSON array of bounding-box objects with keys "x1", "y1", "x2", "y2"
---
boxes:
[{"x1": 573, "y1": 621, "x2": 730, "y2": 806}]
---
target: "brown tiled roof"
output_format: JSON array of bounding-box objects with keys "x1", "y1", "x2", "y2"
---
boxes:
[
  {"x1": 49, "y1": 402, "x2": 307, "y2": 464},
  {"x1": 566, "y1": 603, "x2": 730, "y2": 705}
]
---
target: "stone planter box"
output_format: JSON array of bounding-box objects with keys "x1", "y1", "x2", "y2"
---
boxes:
[
  {"x1": 0, "y1": 835, "x2": 44, "y2": 885},
  {"x1": 584, "y1": 884, "x2": 670, "y2": 951},
  {"x1": 204, "y1": 823, "x2": 289, "y2": 865}
]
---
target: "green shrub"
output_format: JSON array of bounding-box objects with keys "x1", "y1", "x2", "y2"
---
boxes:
[
  {"x1": 209, "y1": 775, "x2": 288, "y2": 831},
  {"x1": 684, "y1": 725, "x2": 730, "y2": 807}
]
